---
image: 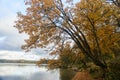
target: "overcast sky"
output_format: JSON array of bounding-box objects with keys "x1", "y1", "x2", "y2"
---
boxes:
[
  {"x1": 0, "y1": 0, "x2": 79, "y2": 60},
  {"x1": 0, "y1": 0, "x2": 48, "y2": 60}
]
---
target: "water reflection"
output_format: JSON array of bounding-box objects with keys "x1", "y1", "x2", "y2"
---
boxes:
[{"x1": 0, "y1": 63, "x2": 75, "y2": 80}]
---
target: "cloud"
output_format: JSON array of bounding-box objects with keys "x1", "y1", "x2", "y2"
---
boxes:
[
  {"x1": 0, "y1": 36, "x2": 6, "y2": 42},
  {"x1": 0, "y1": 13, "x2": 28, "y2": 51}
]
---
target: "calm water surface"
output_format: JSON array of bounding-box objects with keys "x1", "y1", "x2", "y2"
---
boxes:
[{"x1": 0, "y1": 63, "x2": 75, "y2": 80}]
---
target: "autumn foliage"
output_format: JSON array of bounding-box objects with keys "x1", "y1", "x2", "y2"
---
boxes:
[{"x1": 15, "y1": 0, "x2": 120, "y2": 79}]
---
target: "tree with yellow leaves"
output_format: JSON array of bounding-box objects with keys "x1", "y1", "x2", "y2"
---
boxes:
[{"x1": 15, "y1": 0, "x2": 120, "y2": 74}]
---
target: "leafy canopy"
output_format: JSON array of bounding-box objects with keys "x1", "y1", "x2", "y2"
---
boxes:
[{"x1": 15, "y1": 0, "x2": 120, "y2": 69}]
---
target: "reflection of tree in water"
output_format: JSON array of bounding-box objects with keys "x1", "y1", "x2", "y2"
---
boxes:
[{"x1": 59, "y1": 69, "x2": 76, "y2": 80}]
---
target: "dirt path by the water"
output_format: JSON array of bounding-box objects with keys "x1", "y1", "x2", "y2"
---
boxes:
[{"x1": 72, "y1": 71, "x2": 103, "y2": 80}]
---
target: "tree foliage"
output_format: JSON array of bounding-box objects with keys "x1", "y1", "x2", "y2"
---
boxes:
[{"x1": 15, "y1": 0, "x2": 120, "y2": 71}]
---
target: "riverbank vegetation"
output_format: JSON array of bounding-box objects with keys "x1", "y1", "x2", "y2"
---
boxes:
[{"x1": 15, "y1": 0, "x2": 120, "y2": 80}]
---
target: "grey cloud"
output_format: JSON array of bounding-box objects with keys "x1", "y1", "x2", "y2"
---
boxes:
[{"x1": 0, "y1": 12, "x2": 28, "y2": 51}]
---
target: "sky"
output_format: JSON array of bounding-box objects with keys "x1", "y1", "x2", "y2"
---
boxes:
[
  {"x1": 0, "y1": 0, "x2": 79, "y2": 61},
  {"x1": 0, "y1": 0, "x2": 48, "y2": 60}
]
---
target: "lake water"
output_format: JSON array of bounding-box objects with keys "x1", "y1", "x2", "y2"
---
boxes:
[{"x1": 0, "y1": 63, "x2": 75, "y2": 80}]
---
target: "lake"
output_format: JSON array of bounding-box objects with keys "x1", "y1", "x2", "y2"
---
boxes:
[{"x1": 0, "y1": 63, "x2": 75, "y2": 80}]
